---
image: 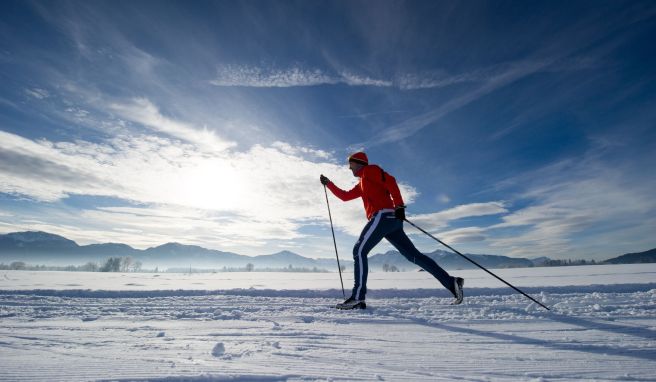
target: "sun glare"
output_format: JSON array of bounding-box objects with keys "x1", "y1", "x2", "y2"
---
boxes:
[{"x1": 176, "y1": 159, "x2": 250, "y2": 211}]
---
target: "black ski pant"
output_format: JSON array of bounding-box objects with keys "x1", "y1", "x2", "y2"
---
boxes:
[{"x1": 351, "y1": 209, "x2": 456, "y2": 301}]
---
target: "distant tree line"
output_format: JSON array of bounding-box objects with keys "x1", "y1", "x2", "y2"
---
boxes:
[
  {"x1": 0, "y1": 256, "x2": 143, "y2": 272},
  {"x1": 541, "y1": 259, "x2": 597, "y2": 267},
  {"x1": 0, "y1": 261, "x2": 101, "y2": 272},
  {"x1": 166, "y1": 263, "x2": 329, "y2": 273},
  {"x1": 382, "y1": 263, "x2": 400, "y2": 272},
  {"x1": 1, "y1": 260, "x2": 329, "y2": 273}
]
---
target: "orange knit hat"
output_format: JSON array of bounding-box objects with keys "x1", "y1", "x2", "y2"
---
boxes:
[{"x1": 348, "y1": 151, "x2": 368, "y2": 165}]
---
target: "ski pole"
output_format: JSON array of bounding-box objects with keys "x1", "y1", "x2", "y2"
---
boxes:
[
  {"x1": 405, "y1": 218, "x2": 550, "y2": 311},
  {"x1": 323, "y1": 185, "x2": 346, "y2": 299}
]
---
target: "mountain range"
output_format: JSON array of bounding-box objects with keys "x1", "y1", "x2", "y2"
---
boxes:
[
  {"x1": 603, "y1": 248, "x2": 656, "y2": 264},
  {"x1": 0, "y1": 231, "x2": 653, "y2": 271},
  {"x1": 0, "y1": 231, "x2": 343, "y2": 270}
]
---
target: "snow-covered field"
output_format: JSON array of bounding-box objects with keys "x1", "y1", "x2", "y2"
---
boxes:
[{"x1": 1, "y1": 264, "x2": 655, "y2": 381}]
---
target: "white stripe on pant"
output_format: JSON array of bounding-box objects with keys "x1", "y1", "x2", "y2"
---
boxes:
[{"x1": 354, "y1": 211, "x2": 385, "y2": 300}]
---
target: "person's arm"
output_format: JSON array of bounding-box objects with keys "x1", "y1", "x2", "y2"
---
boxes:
[
  {"x1": 320, "y1": 174, "x2": 362, "y2": 201},
  {"x1": 327, "y1": 181, "x2": 362, "y2": 201}
]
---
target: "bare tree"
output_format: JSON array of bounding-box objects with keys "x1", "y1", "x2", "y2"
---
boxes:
[
  {"x1": 121, "y1": 257, "x2": 133, "y2": 272},
  {"x1": 81, "y1": 262, "x2": 98, "y2": 272},
  {"x1": 10, "y1": 261, "x2": 26, "y2": 270},
  {"x1": 100, "y1": 257, "x2": 121, "y2": 272}
]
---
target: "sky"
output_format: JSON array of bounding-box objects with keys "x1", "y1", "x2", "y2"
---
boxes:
[{"x1": 0, "y1": 0, "x2": 655, "y2": 261}]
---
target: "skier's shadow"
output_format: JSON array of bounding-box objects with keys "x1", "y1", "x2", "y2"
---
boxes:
[
  {"x1": 538, "y1": 308, "x2": 656, "y2": 342},
  {"x1": 382, "y1": 307, "x2": 656, "y2": 362}
]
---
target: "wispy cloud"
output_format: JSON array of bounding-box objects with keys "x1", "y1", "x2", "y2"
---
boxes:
[
  {"x1": 436, "y1": 226, "x2": 489, "y2": 244},
  {"x1": 210, "y1": 65, "x2": 338, "y2": 88},
  {"x1": 396, "y1": 67, "x2": 502, "y2": 90},
  {"x1": 354, "y1": 59, "x2": 551, "y2": 148},
  {"x1": 0, "y1": 130, "x2": 122, "y2": 202},
  {"x1": 337, "y1": 110, "x2": 408, "y2": 119},
  {"x1": 84, "y1": 206, "x2": 304, "y2": 250},
  {"x1": 210, "y1": 59, "x2": 599, "y2": 94},
  {"x1": 209, "y1": 64, "x2": 493, "y2": 89},
  {"x1": 270, "y1": 141, "x2": 333, "y2": 161},
  {"x1": 409, "y1": 202, "x2": 508, "y2": 233},
  {"x1": 109, "y1": 98, "x2": 236, "y2": 152},
  {"x1": 210, "y1": 64, "x2": 397, "y2": 88},
  {"x1": 339, "y1": 71, "x2": 392, "y2": 87},
  {"x1": 24, "y1": 88, "x2": 50, "y2": 99},
  {"x1": 437, "y1": 194, "x2": 451, "y2": 204}
]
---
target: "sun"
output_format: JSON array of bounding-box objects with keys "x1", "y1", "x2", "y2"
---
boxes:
[{"x1": 174, "y1": 158, "x2": 251, "y2": 212}]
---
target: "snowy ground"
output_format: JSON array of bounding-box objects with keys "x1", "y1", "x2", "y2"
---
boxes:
[{"x1": 1, "y1": 264, "x2": 655, "y2": 381}]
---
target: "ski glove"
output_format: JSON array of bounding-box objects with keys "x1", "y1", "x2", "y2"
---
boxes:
[
  {"x1": 395, "y1": 206, "x2": 406, "y2": 220},
  {"x1": 320, "y1": 174, "x2": 330, "y2": 186}
]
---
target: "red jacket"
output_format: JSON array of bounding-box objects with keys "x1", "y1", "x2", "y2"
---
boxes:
[{"x1": 327, "y1": 164, "x2": 405, "y2": 220}]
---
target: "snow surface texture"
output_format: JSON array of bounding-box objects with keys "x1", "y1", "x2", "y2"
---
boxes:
[{"x1": 1, "y1": 264, "x2": 655, "y2": 381}]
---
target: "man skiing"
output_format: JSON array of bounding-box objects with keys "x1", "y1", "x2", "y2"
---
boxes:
[{"x1": 320, "y1": 151, "x2": 464, "y2": 309}]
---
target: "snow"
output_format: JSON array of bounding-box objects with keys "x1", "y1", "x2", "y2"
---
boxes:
[{"x1": 1, "y1": 264, "x2": 655, "y2": 381}]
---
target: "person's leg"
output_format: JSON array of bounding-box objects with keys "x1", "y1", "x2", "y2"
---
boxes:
[
  {"x1": 386, "y1": 226, "x2": 456, "y2": 295},
  {"x1": 351, "y1": 212, "x2": 395, "y2": 300}
]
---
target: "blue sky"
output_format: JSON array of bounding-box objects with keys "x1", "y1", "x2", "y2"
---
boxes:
[{"x1": 1, "y1": 0, "x2": 655, "y2": 261}]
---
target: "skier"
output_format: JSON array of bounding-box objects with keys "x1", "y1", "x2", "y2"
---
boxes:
[{"x1": 320, "y1": 151, "x2": 464, "y2": 309}]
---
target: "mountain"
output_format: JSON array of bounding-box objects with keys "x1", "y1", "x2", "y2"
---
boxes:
[
  {"x1": 368, "y1": 249, "x2": 534, "y2": 270},
  {"x1": 530, "y1": 256, "x2": 552, "y2": 266},
  {"x1": 80, "y1": 243, "x2": 140, "y2": 257},
  {"x1": 367, "y1": 249, "x2": 432, "y2": 270},
  {"x1": 604, "y1": 248, "x2": 656, "y2": 264},
  {"x1": 143, "y1": 243, "x2": 245, "y2": 267},
  {"x1": 0, "y1": 231, "x2": 79, "y2": 252},
  {"x1": 0, "y1": 231, "x2": 85, "y2": 264},
  {"x1": 252, "y1": 251, "x2": 318, "y2": 268},
  {"x1": 0, "y1": 231, "x2": 347, "y2": 270}
]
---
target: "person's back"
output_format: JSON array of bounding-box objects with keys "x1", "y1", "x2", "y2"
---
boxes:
[{"x1": 326, "y1": 163, "x2": 403, "y2": 220}]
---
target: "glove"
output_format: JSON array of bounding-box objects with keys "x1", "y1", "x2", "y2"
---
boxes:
[
  {"x1": 320, "y1": 174, "x2": 330, "y2": 186},
  {"x1": 394, "y1": 206, "x2": 406, "y2": 220}
]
